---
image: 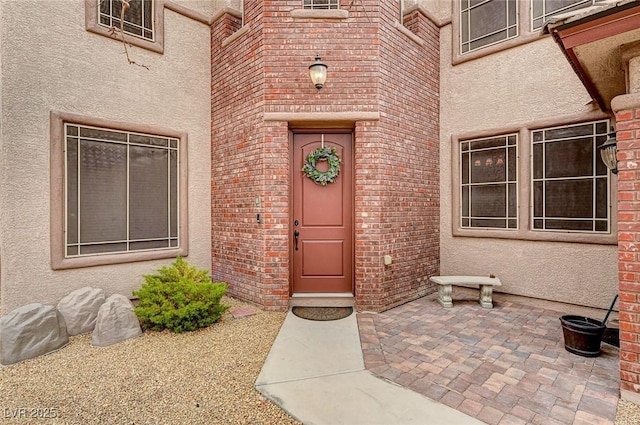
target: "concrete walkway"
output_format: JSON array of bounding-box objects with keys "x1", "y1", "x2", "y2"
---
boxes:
[{"x1": 255, "y1": 311, "x2": 484, "y2": 425}]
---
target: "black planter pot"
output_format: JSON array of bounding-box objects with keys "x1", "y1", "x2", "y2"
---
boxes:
[{"x1": 560, "y1": 315, "x2": 606, "y2": 357}]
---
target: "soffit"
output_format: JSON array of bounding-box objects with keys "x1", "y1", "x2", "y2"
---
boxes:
[{"x1": 545, "y1": 0, "x2": 640, "y2": 111}]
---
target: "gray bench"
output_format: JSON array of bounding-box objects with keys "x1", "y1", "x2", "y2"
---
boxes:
[{"x1": 429, "y1": 275, "x2": 502, "y2": 309}]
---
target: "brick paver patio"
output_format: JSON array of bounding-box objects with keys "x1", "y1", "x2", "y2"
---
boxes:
[{"x1": 357, "y1": 291, "x2": 619, "y2": 425}]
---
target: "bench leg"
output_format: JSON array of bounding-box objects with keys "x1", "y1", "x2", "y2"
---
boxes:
[
  {"x1": 479, "y1": 285, "x2": 493, "y2": 308},
  {"x1": 438, "y1": 284, "x2": 453, "y2": 308}
]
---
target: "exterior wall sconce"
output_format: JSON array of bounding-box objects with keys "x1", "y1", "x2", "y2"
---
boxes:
[
  {"x1": 598, "y1": 131, "x2": 618, "y2": 174},
  {"x1": 309, "y1": 55, "x2": 328, "y2": 90}
]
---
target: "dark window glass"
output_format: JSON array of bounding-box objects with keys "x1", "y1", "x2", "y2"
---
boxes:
[
  {"x1": 66, "y1": 134, "x2": 79, "y2": 247},
  {"x1": 471, "y1": 218, "x2": 507, "y2": 229},
  {"x1": 462, "y1": 186, "x2": 470, "y2": 217},
  {"x1": 98, "y1": 0, "x2": 154, "y2": 41},
  {"x1": 461, "y1": 152, "x2": 470, "y2": 184},
  {"x1": 595, "y1": 220, "x2": 608, "y2": 232},
  {"x1": 65, "y1": 124, "x2": 179, "y2": 257},
  {"x1": 544, "y1": 137, "x2": 593, "y2": 178},
  {"x1": 533, "y1": 181, "x2": 543, "y2": 217},
  {"x1": 471, "y1": 185, "x2": 506, "y2": 217},
  {"x1": 508, "y1": 147, "x2": 516, "y2": 181},
  {"x1": 531, "y1": 120, "x2": 610, "y2": 233},
  {"x1": 596, "y1": 177, "x2": 607, "y2": 219},
  {"x1": 532, "y1": 0, "x2": 593, "y2": 30},
  {"x1": 471, "y1": 150, "x2": 507, "y2": 183},
  {"x1": 460, "y1": 134, "x2": 517, "y2": 229},
  {"x1": 545, "y1": 180, "x2": 593, "y2": 218},
  {"x1": 461, "y1": 0, "x2": 517, "y2": 53}
]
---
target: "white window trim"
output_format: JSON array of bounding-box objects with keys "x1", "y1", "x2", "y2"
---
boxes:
[
  {"x1": 50, "y1": 111, "x2": 189, "y2": 270},
  {"x1": 451, "y1": 112, "x2": 617, "y2": 245}
]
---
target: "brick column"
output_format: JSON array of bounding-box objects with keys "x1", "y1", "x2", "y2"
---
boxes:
[{"x1": 614, "y1": 95, "x2": 640, "y2": 402}]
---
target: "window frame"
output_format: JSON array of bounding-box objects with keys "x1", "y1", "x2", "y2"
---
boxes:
[
  {"x1": 451, "y1": 0, "x2": 605, "y2": 65},
  {"x1": 459, "y1": 133, "x2": 519, "y2": 230},
  {"x1": 302, "y1": 0, "x2": 340, "y2": 10},
  {"x1": 85, "y1": 0, "x2": 165, "y2": 54},
  {"x1": 530, "y1": 119, "x2": 611, "y2": 234},
  {"x1": 451, "y1": 113, "x2": 617, "y2": 245},
  {"x1": 459, "y1": 0, "x2": 519, "y2": 55},
  {"x1": 50, "y1": 111, "x2": 189, "y2": 270},
  {"x1": 531, "y1": 0, "x2": 594, "y2": 31}
]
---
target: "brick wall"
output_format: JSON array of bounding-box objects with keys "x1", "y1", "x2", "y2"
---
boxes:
[
  {"x1": 617, "y1": 105, "x2": 640, "y2": 395},
  {"x1": 369, "y1": 2, "x2": 440, "y2": 310},
  {"x1": 211, "y1": 5, "x2": 276, "y2": 307},
  {"x1": 262, "y1": 1, "x2": 379, "y2": 114},
  {"x1": 211, "y1": 0, "x2": 439, "y2": 312}
]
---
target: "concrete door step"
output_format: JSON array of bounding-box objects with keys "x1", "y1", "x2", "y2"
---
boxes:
[{"x1": 290, "y1": 293, "x2": 355, "y2": 307}]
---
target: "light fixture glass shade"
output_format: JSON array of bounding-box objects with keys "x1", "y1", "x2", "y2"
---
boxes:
[
  {"x1": 598, "y1": 134, "x2": 618, "y2": 174},
  {"x1": 309, "y1": 56, "x2": 328, "y2": 90}
]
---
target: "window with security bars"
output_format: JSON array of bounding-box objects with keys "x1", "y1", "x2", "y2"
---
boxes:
[
  {"x1": 531, "y1": 0, "x2": 594, "y2": 30},
  {"x1": 303, "y1": 0, "x2": 339, "y2": 9},
  {"x1": 65, "y1": 124, "x2": 179, "y2": 257},
  {"x1": 460, "y1": 0, "x2": 517, "y2": 54},
  {"x1": 532, "y1": 120, "x2": 610, "y2": 233},
  {"x1": 99, "y1": 0, "x2": 154, "y2": 41},
  {"x1": 460, "y1": 134, "x2": 518, "y2": 229}
]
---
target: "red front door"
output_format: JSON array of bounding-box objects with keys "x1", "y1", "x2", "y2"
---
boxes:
[{"x1": 292, "y1": 132, "x2": 353, "y2": 294}]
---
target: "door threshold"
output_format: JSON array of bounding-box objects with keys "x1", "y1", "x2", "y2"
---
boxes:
[{"x1": 290, "y1": 293, "x2": 355, "y2": 307}]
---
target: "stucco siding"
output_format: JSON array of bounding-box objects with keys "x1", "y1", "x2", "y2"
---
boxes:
[
  {"x1": 0, "y1": 1, "x2": 212, "y2": 314},
  {"x1": 439, "y1": 23, "x2": 618, "y2": 309}
]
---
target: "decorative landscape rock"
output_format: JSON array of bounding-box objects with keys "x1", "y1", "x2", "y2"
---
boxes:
[
  {"x1": 91, "y1": 294, "x2": 142, "y2": 347},
  {"x1": 57, "y1": 287, "x2": 106, "y2": 336},
  {"x1": 0, "y1": 303, "x2": 69, "y2": 366}
]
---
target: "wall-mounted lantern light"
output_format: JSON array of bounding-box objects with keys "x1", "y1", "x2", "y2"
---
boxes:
[
  {"x1": 598, "y1": 131, "x2": 618, "y2": 174},
  {"x1": 309, "y1": 55, "x2": 328, "y2": 90}
]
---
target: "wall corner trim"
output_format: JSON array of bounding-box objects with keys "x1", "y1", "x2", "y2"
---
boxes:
[
  {"x1": 164, "y1": 1, "x2": 210, "y2": 25},
  {"x1": 290, "y1": 9, "x2": 349, "y2": 20},
  {"x1": 222, "y1": 24, "x2": 251, "y2": 48},
  {"x1": 611, "y1": 93, "x2": 640, "y2": 113},
  {"x1": 393, "y1": 21, "x2": 424, "y2": 46},
  {"x1": 403, "y1": 4, "x2": 451, "y2": 28},
  {"x1": 210, "y1": 7, "x2": 243, "y2": 25},
  {"x1": 263, "y1": 112, "x2": 380, "y2": 122}
]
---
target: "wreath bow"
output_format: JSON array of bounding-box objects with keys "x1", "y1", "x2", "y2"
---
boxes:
[{"x1": 302, "y1": 146, "x2": 341, "y2": 186}]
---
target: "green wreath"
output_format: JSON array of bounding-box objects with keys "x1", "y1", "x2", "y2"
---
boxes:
[{"x1": 302, "y1": 146, "x2": 341, "y2": 186}]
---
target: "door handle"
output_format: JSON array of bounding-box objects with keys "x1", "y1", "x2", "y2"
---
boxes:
[{"x1": 294, "y1": 230, "x2": 299, "y2": 251}]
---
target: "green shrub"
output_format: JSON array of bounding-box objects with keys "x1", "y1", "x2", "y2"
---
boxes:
[{"x1": 133, "y1": 257, "x2": 229, "y2": 333}]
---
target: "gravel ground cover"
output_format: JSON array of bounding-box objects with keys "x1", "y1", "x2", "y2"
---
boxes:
[
  {"x1": 616, "y1": 400, "x2": 640, "y2": 425},
  {"x1": 2, "y1": 293, "x2": 640, "y2": 424},
  {"x1": 0, "y1": 297, "x2": 300, "y2": 425}
]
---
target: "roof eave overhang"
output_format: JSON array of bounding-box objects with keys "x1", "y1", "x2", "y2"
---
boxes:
[{"x1": 546, "y1": 1, "x2": 640, "y2": 112}]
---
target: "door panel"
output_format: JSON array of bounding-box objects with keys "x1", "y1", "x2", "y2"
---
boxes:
[{"x1": 292, "y1": 132, "x2": 353, "y2": 294}]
